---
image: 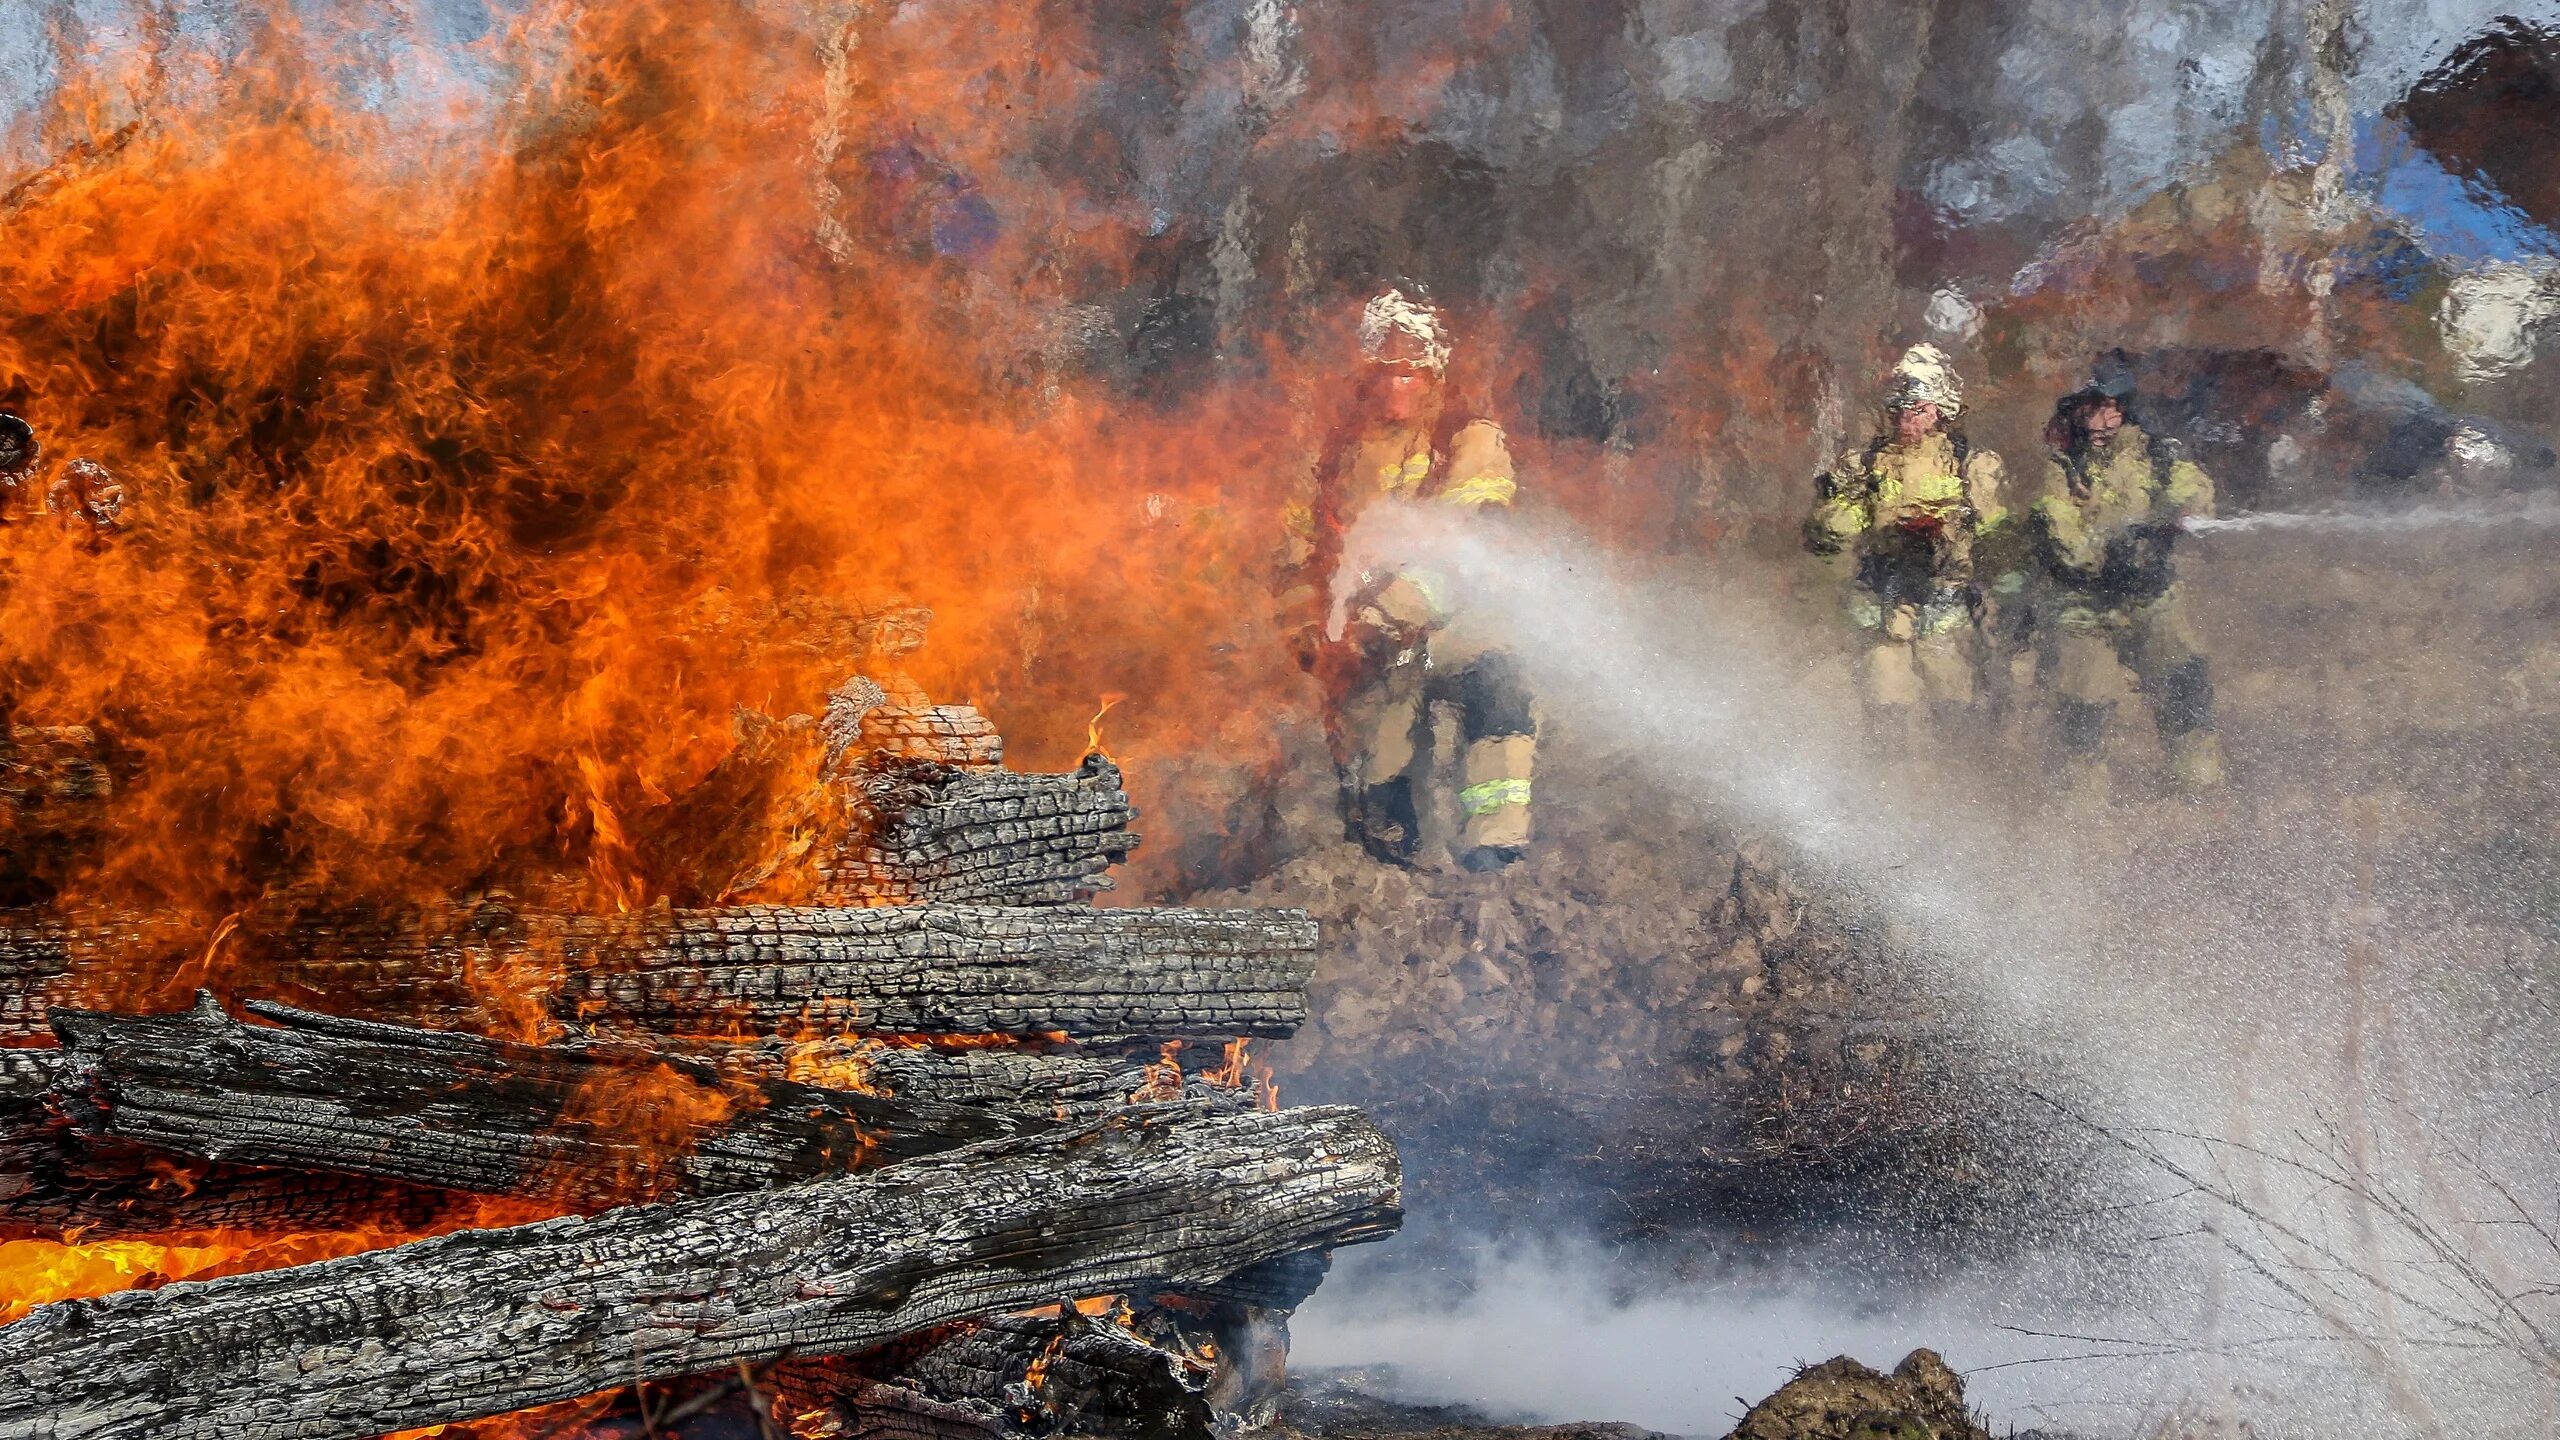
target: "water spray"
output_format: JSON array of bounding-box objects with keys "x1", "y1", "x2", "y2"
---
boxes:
[
  {"x1": 1306, "y1": 498, "x2": 2560, "y2": 1438},
  {"x1": 2182, "y1": 496, "x2": 2560, "y2": 535}
]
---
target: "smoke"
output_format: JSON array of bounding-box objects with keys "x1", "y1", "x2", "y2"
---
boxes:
[
  {"x1": 1313, "y1": 500, "x2": 2560, "y2": 1436},
  {"x1": 1292, "y1": 1243, "x2": 2036, "y2": 1437}
]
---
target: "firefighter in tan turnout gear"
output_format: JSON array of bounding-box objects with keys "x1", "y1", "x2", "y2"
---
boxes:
[
  {"x1": 2030, "y1": 372, "x2": 2224, "y2": 799},
  {"x1": 1286, "y1": 288, "x2": 1534, "y2": 871},
  {"x1": 1805, "y1": 344, "x2": 2009, "y2": 750}
]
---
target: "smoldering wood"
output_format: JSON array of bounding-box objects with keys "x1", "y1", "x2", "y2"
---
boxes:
[
  {"x1": 0, "y1": 1139, "x2": 463, "y2": 1241},
  {"x1": 858, "y1": 1311, "x2": 1219, "y2": 1440},
  {"x1": 0, "y1": 1047, "x2": 63, "y2": 1206},
  {"x1": 818, "y1": 754, "x2": 1137, "y2": 907},
  {"x1": 0, "y1": 1104, "x2": 1402, "y2": 1440},
  {"x1": 37, "y1": 995, "x2": 1031, "y2": 1212},
  {"x1": 816, "y1": 1380, "x2": 1009, "y2": 1440},
  {"x1": 1164, "y1": 1247, "x2": 1333, "y2": 1312},
  {"x1": 0, "y1": 901, "x2": 1318, "y2": 1042},
  {"x1": 702, "y1": 1038, "x2": 1268, "y2": 1126},
  {"x1": 851, "y1": 1044, "x2": 1163, "y2": 1118},
  {"x1": 5, "y1": 1034, "x2": 472, "y2": 1240},
  {"x1": 634, "y1": 713, "x2": 1113, "y2": 907},
  {"x1": 0, "y1": 910, "x2": 190, "y2": 1040}
]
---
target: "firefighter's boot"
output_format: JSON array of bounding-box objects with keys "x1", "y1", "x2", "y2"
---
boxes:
[
  {"x1": 1348, "y1": 776, "x2": 1422, "y2": 866},
  {"x1": 1456, "y1": 734, "x2": 1533, "y2": 871}
]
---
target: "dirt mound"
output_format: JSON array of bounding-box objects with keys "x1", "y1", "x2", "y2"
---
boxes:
[
  {"x1": 1725, "y1": 1350, "x2": 1989, "y2": 1440},
  {"x1": 1194, "y1": 740, "x2": 2059, "y2": 1255}
]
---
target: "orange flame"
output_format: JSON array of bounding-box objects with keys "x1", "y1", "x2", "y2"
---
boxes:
[{"x1": 1086, "y1": 694, "x2": 1126, "y2": 763}]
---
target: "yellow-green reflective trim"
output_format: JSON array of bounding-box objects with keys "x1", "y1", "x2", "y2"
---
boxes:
[
  {"x1": 1459, "y1": 777, "x2": 1532, "y2": 816},
  {"x1": 1439, "y1": 473, "x2": 1518, "y2": 507}
]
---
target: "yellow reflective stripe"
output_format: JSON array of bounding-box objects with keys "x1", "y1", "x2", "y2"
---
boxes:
[
  {"x1": 1458, "y1": 778, "x2": 1532, "y2": 816},
  {"x1": 1439, "y1": 473, "x2": 1517, "y2": 507},
  {"x1": 1401, "y1": 453, "x2": 1432, "y2": 480}
]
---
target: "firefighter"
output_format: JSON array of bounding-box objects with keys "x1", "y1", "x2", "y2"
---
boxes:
[
  {"x1": 2029, "y1": 369, "x2": 2224, "y2": 800},
  {"x1": 1285, "y1": 287, "x2": 1534, "y2": 871},
  {"x1": 1805, "y1": 344, "x2": 2008, "y2": 750}
]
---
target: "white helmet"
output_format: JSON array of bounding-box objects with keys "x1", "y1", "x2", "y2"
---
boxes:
[
  {"x1": 1885, "y1": 342, "x2": 1963, "y2": 417},
  {"x1": 1358, "y1": 287, "x2": 1451, "y2": 372}
]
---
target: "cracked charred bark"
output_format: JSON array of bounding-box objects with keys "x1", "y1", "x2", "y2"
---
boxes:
[
  {"x1": 31, "y1": 996, "x2": 1030, "y2": 1213},
  {"x1": 820, "y1": 755, "x2": 1139, "y2": 907},
  {"x1": 0, "y1": 1105, "x2": 1401, "y2": 1440},
  {"x1": 0, "y1": 902, "x2": 1318, "y2": 1041}
]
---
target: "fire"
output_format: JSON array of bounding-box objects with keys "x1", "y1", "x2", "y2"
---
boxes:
[
  {"x1": 1202, "y1": 1037, "x2": 1252, "y2": 1087},
  {"x1": 1085, "y1": 694, "x2": 1125, "y2": 762},
  {"x1": 0, "y1": 1237, "x2": 232, "y2": 1322},
  {"x1": 1129, "y1": 1040, "x2": 1186, "y2": 1103},
  {"x1": 0, "y1": 0, "x2": 1327, "y2": 947},
  {"x1": 1200, "y1": 1036, "x2": 1281, "y2": 1109},
  {"x1": 0, "y1": 1197, "x2": 554, "y2": 1323},
  {"x1": 0, "y1": 0, "x2": 1335, "y2": 1344}
]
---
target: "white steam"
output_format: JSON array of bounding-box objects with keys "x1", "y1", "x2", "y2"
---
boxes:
[{"x1": 1292, "y1": 1244, "x2": 2036, "y2": 1437}]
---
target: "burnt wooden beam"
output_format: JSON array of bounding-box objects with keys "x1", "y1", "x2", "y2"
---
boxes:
[
  {"x1": 853, "y1": 1044, "x2": 1163, "y2": 1118},
  {"x1": 0, "y1": 1143, "x2": 464, "y2": 1241},
  {"x1": 0, "y1": 901, "x2": 1318, "y2": 1042},
  {"x1": 5, "y1": 1017, "x2": 470, "y2": 1239},
  {"x1": 820, "y1": 754, "x2": 1137, "y2": 907},
  {"x1": 34, "y1": 995, "x2": 1029, "y2": 1214},
  {"x1": 0, "y1": 1104, "x2": 1402, "y2": 1440}
]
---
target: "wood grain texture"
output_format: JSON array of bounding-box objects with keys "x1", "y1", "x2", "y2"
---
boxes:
[
  {"x1": 0, "y1": 1104, "x2": 1401, "y2": 1440},
  {"x1": 37, "y1": 996, "x2": 1028, "y2": 1211},
  {"x1": 0, "y1": 901, "x2": 1318, "y2": 1041},
  {"x1": 819, "y1": 755, "x2": 1138, "y2": 907}
]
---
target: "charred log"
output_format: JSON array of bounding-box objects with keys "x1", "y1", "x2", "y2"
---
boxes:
[
  {"x1": 633, "y1": 715, "x2": 1121, "y2": 908},
  {"x1": 0, "y1": 1047, "x2": 63, "y2": 1207},
  {"x1": 819, "y1": 754, "x2": 1136, "y2": 907},
  {"x1": 787, "y1": 1296, "x2": 1293, "y2": 1440},
  {"x1": 5, "y1": 1023, "x2": 472, "y2": 1239},
  {"x1": 853, "y1": 1045, "x2": 1163, "y2": 1119},
  {"x1": 1167, "y1": 1248, "x2": 1332, "y2": 1311},
  {"x1": 865, "y1": 1311, "x2": 1218, "y2": 1440},
  {"x1": 0, "y1": 1105, "x2": 1402, "y2": 1440},
  {"x1": 35, "y1": 995, "x2": 1029, "y2": 1213},
  {"x1": 0, "y1": 1138, "x2": 463, "y2": 1241},
  {"x1": 0, "y1": 901, "x2": 1318, "y2": 1042}
]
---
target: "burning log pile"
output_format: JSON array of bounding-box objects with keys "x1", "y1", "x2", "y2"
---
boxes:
[{"x1": 0, "y1": 658, "x2": 1401, "y2": 1440}]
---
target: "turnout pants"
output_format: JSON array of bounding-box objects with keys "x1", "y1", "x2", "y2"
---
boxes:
[
  {"x1": 2046, "y1": 584, "x2": 2222, "y2": 792},
  {"x1": 1331, "y1": 641, "x2": 1536, "y2": 863}
]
